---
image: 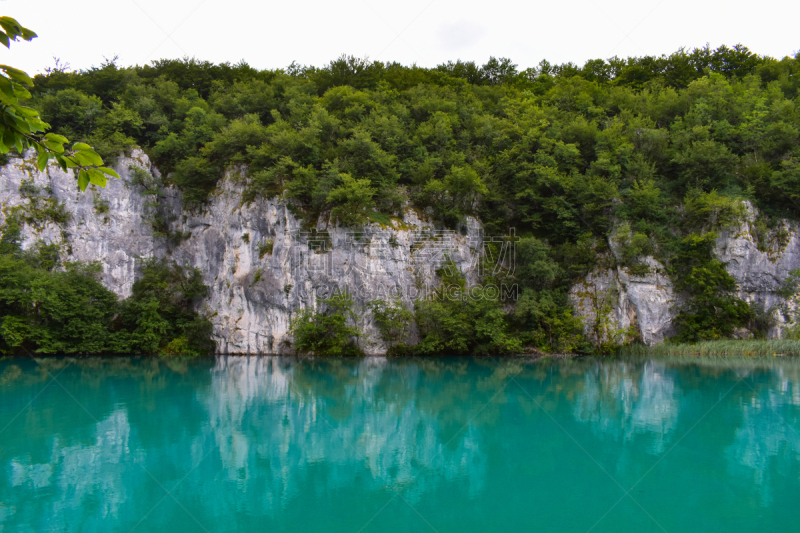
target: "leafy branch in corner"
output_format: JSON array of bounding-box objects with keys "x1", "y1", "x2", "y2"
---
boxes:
[{"x1": 0, "y1": 16, "x2": 119, "y2": 190}]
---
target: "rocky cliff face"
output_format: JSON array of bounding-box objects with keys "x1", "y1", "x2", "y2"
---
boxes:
[
  {"x1": 162, "y1": 174, "x2": 482, "y2": 354},
  {"x1": 569, "y1": 205, "x2": 800, "y2": 345},
  {"x1": 569, "y1": 256, "x2": 680, "y2": 346},
  {"x1": 3, "y1": 152, "x2": 798, "y2": 351},
  {"x1": 1, "y1": 152, "x2": 482, "y2": 354},
  {"x1": 0, "y1": 151, "x2": 159, "y2": 299},
  {"x1": 715, "y1": 206, "x2": 800, "y2": 338}
]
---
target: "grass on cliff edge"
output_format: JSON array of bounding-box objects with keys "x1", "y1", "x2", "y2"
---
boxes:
[{"x1": 622, "y1": 339, "x2": 800, "y2": 357}]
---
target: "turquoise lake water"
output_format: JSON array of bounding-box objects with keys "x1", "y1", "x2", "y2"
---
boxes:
[{"x1": 1, "y1": 356, "x2": 799, "y2": 532}]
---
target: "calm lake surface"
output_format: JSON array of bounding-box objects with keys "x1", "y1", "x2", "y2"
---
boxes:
[{"x1": 1, "y1": 356, "x2": 799, "y2": 532}]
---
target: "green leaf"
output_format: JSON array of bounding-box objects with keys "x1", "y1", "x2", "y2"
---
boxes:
[
  {"x1": 54, "y1": 154, "x2": 68, "y2": 172},
  {"x1": 0, "y1": 77, "x2": 16, "y2": 102},
  {"x1": 27, "y1": 118, "x2": 48, "y2": 134},
  {"x1": 87, "y1": 169, "x2": 108, "y2": 188},
  {"x1": 0, "y1": 81, "x2": 32, "y2": 101},
  {"x1": 77, "y1": 170, "x2": 90, "y2": 191},
  {"x1": 97, "y1": 167, "x2": 121, "y2": 179},
  {"x1": 44, "y1": 133, "x2": 69, "y2": 144},
  {"x1": 74, "y1": 149, "x2": 103, "y2": 166},
  {"x1": 19, "y1": 28, "x2": 37, "y2": 41},
  {"x1": 0, "y1": 18, "x2": 22, "y2": 35},
  {"x1": 5, "y1": 110, "x2": 33, "y2": 134},
  {"x1": 24, "y1": 115, "x2": 49, "y2": 133},
  {"x1": 16, "y1": 106, "x2": 39, "y2": 117},
  {"x1": 36, "y1": 151, "x2": 51, "y2": 171},
  {"x1": 42, "y1": 140, "x2": 65, "y2": 153},
  {"x1": 0, "y1": 17, "x2": 37, "y2": 43},
  {"x1": 72, "y1": 142, "x2": 91, "y2": 151},
  {"x1": 1, "y1": 126, "x2": 18, "y2": 153},
  {"x1": 0, "y1": 33, "x2": 9, "y2": 49},
  {"x1": 0, "y1": 65, "x2": 33, "y2": 86},
  {"x1": 2, "y1": 111, "x2": 29, "y2": 134}
]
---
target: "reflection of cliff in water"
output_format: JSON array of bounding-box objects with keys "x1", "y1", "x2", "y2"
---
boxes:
[
  {"x1": 7, "y1": 410, "x2": 137, "y2": 531},
  {"x1": 204, "y1": 356, "x2": 489, "y2": 505},
  {"x1": 572, "y1": 360, "x2": 680, "y2": 453},
  {"x1": 726, "y1": 365, "x2": 800, "y2": 506}
]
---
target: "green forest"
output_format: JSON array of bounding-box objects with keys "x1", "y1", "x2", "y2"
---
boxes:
[{"x1": 3, "y1": 44, "x2": 800, "y2": 355}]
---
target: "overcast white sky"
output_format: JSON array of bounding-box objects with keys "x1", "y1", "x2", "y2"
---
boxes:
[{"x1": 4, "y1": 0, "x2": 799, "y2": 75}]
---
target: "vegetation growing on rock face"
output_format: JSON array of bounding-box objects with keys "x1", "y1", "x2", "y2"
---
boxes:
[
  {"x1": 671, "y1": 233, "x2": 754, "y2": 341},
  {"x1": 111, "y1": 258, "x2": 215, "y2": 356},
  {"x1": 8, "y1": 44, "x2": 800, "y2": 353},
  {"x1": 367, "y1": 298, "x2": 413, "y2": 353},
  {"x1": 410, "y1": 260, "x2": 523, "y2": 356},
  {"x1": 0, "y1": 214, "x2": 214, "y2": 356},
  {"x1": 291, "y1": 293, "x2": 362, "y2": 356}
]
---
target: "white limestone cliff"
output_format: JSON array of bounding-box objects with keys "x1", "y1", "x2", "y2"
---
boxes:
[
  {"x1": 0, "y1": 151, "x2": 482, "y2": 354},
  {"x1": 569, "y1": 204, "x2": 799, "y2": 345}
]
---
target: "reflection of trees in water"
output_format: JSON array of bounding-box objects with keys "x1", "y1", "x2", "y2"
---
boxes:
[
  {"x1": 0, "y1": 356, "x2": 509, "y2": 528},
  {"x1": 204, "y1": 356, "x2": 493, "y2": 505},
  {"x1": 572, "y1": 360, "x2": 680, "y2": 453}
]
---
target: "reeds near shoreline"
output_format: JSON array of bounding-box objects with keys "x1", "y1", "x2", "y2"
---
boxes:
[{"x1": 621, "y1": 339, "x2": 800, "y2": 357}]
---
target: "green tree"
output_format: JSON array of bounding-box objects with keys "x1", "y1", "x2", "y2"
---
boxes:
[
  {"x1": 327, "y1": 173, "x2": 376, "y2": 226},
  {"x1": 672, "y1": 233, "x2": 753, "y2": 341},
  {"x1": 414, "y1": 262, "x2": 521, "y2": 355},
  {"x1": 113, "y1": 259, "x2": 214, "y2": 356},
  {"x1": 367, "y1": 298, "x2": 413, "y2": 350},
  {"x1": 514, "y1": 289, "x2": 585, "y2": 353},
  {"x1": 13, "y1": 43, "x2": 800, "y2": 352},
  {"x1": 421, "y1": 165, "x2": 488, "y2": 225},
  {"x1": 0, "y1": 257, "x2": 118, "y2": 354},
  {"x1": 672, "y1": 139, "x2": 738, "y2": 192}
]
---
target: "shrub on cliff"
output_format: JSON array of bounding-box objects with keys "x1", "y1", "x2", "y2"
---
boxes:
[
  {"x1": 112, "y1": 258, "x2": 214, "y2": 356},
  {"x1": 414, "y1": 296, "x2": 521, "y2": 355},
  {"x1": 367, "y1": 298, "x2": 413, "y2": 352},
  {"x1": 291, "y1": 293, "x2": 362, "y2": 356},
  {"x1": 327, "y1": 174, "x2": 376, "y2": 226},
  {"x1": 413, "y1": 263, "x2": 522, "y2": 355},
  {"x1": 672, "y1": 233, "x2": 754, "y2": 341}
]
